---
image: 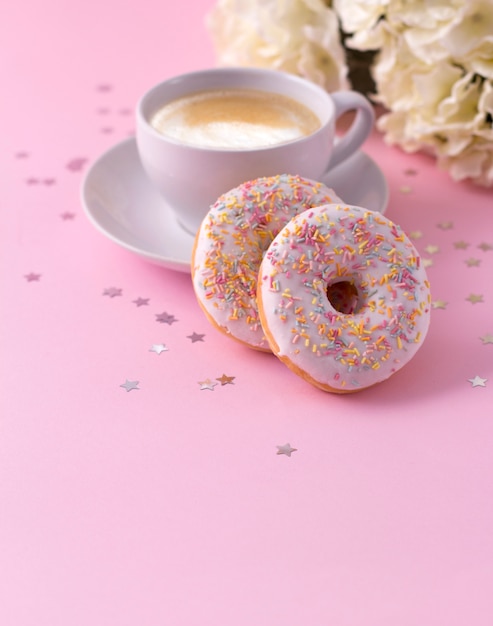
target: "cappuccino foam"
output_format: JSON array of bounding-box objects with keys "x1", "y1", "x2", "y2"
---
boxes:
[{"x1": 149, "y1": 88, "x2": 320, "y2": 149}]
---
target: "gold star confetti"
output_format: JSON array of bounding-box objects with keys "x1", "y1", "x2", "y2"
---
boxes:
[
  {"x1": 399, "y1": 185, "x2": 413, "y2": 194},
  {"x1": 432, "y1": 300, "x2": 448, "y2": 309},
  {"x1": 466, "y1": 294, "x2": 484, "y2": 304},
  {"x1": 216, "y1": 374, "x2": 235, "y2": 385},
  {"x1": 437, "y1": 221, "x2": 453, "y2": 230},
  {"x1": 424, "y1": 244, "x2": 440, "y2": 255},
  {"x1": 276, "y1": 443, "x2": 298, "y2": 457},
  {"x1": 467, "y1": 375, "x2": 487, "y2": 388},
  {"x1": 103, "y1": 287, "x2": 122, "y2": 298},
  {"x1": 198, "y1": 378, "x2": 218, "y2": 391},
  {"x1": 453, "y1": 240, "x2": 470, "y2": 249},
  {"x1": 478, "y1": 242, "x2": 493, "y2": 252},
  {"x1": 480, "y1": 334, "x2": 493, "y2": 344},
  {"x1": 409, "y1": 230, "x2": 423, "y2": 240},
  {"x1": 149, "y1": 344, "x2": 168, "y2": 355},
  {"x1": 120, "y1": 379, "x2": 140, "y2": 392},
  {"x1": 422, "y1": 258, "x2": 433, "y2": 268},
  {"x1": 465, "y1": 258, "x2": 481, "y2": 267}
]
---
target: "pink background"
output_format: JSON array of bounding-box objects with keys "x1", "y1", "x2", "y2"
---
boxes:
[{"x1": 1, "y1": 1, "x2": 493, "y2": 624}]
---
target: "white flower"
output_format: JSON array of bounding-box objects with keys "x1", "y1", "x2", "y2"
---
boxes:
[
  {"x1": 206, "y1": 0, "x2": 349, "y2": 92},
  {"x1": 338, "y1": 0, "x2": 493, "y2": 185},
  {"x1": 334, "y1": 0, "x2": 389, "y2": 35}
]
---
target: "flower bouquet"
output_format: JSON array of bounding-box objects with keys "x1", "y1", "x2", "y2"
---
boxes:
[{"x1": 207, "y1": 0, "x2": 493, "y2": 186}]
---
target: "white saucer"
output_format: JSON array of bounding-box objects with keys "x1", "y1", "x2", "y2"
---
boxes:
[{"x1": 81, "y1": 137, "x2": 389, "y2": 273}]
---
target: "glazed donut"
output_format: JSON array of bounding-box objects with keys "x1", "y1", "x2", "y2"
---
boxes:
[
  {"x1": 257, "y1": 203, "x2": 431, "y2": 392},
  {"x1": 192, "y1": 174, "x2": 343, "y2": 351}
]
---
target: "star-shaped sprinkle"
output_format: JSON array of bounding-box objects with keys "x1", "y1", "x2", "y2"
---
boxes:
[
  {"x1": 149, "y1": 343, "x2": 168, "y2": 355},
  {"x1": 465, "y1": 258, "x2": 481, "y2": 267},
  {"x1": 120, "y1": 379, "x2": 140, "y2": 392},
  {"x1": 133, "y1": 297, "x2": 149, "y2": 307},
  {"x1": 276, "y1": 443, "x2": 297, "y2": 457},
  {"x1": 26, "y1": 177, "x2": 39, "y2": 185},
  {"x1": 422, "y1": 258, "x2": 433, "y2": 268},
  {"x1": 478, "y1": 242, "x2": 493, "y2": 252},
  {"x1": 103, "y1": 287, "x2": 122, "y2": 298},
  {"x1": 15, "y1": 151, "x2": 29, "y2": 159},
  {"x1": 60, "y1": 211, "x2": 75, "y2": 220},
  {"x1": 409, "y1": 230, "x2": 423, "y2": 240},
  {"x1": 432, "y1": 300, "x2": 448, "y2": 309},
  {"x1": 198, "y1": 378, "x2": 218, "y2": 391},
  {"x1": 156, "y1": 312, "x2": 178, "y2": 324},
  {"x1": 437, "y1": 221, "x2": 453, "y2": 230},
  {"x1": 467, "y1": 375, "x2": 487, "y2": 388},
  {"x1": 424, "y1": 244, "x2": 440, "y2": 255},
  {"x1": 24, "y1": 272, "x2": 41, "y2": 282},
  {"x1": 43, "y1": 178, "x2": 55, "y2": 185},
  {"x1": 187, "y1": 332, "x2": 205, "y2": 343},
  {"x1": 96, "y1": 83, "x2": 113, "y2": 92},
  {"x1": 216, "y1": 374, "x2": 235, "y2": 385},
  {"x1": 466, "y1": 293, "x2": 484, "y2": 304},
  {"x1": 480, "y1": 334, "x2": 493, "y2": 345},
  {"x1": 453, "y1": 240, "x2": 470, "y2": 249}
]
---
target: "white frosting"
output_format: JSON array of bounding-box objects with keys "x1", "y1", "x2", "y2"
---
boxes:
[
  {"x1": 192, "y1": 175, "x2": 343, "y2": 350},
  {"x1": 258, "y1": 204, "x2": 432, "y2": 390}
]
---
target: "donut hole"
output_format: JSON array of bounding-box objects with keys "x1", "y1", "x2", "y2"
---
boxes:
[{"x1": 326, "y1": 280, "x2": 360, "y2": 314}]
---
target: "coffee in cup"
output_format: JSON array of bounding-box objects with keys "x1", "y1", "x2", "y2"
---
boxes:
[
  {"x1": 149, "y1": 88, "x2": 321, "y2": 149},
  {"x1": 136, "y1": 67, "x2": 375, "y2": 235}
]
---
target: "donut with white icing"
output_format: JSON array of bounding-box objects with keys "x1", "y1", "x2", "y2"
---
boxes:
[
  {"x1": 192, "y1": 174, "x2": 343, "y2": 351},
  {"x1": 257, "y1": 203, "x2": 431, "y2": 392}
]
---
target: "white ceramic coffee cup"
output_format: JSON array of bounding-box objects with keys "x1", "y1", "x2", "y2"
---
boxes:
[{"x1": 136, "y1": 67, "x2": 375, "y2": 234}]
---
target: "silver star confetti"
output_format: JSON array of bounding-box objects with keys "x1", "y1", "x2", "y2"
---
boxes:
[
  {"x1": 24, "y1": 272, "x2": 41, "y2": 282},
  {"x1": 478, "y1": 242, "x2": 493, "y2": 252},
  {"x1": 60, "y1": 211, "x2": 75, "y2": 220},
  {"x1": 103, "y1": 287, "x2": 122, "y2": 298},
  {"x1": 149, "y1": 343, "x2": 168, "y2": 355},
  {"x1": 156, "y1": 312, "x2": 178, "y2": 324},
  {"x1": 467, "y1": 376, "x2": 487, "y2": 388},
  {"x1": 277, "y1": 443, "x2": 297, "y2": 457},
  {"x1": 437, "y1": 221, "x2": 453, "y2": 230},
  {"x1": 198, "y1": 378, "x2": 218, "y2": 391},
  {"x1": 187, "y1": 332, "x2": 205, "y2": 343},
  {"x1": 120, "y1": 379, "x2": 140, "y2": 392},
  {"x1": 133, "y1": 297, "x2": 149, "y2": 307},
  {"x1": 453, "y1": 240, "x2": 470, "y2": 250}
]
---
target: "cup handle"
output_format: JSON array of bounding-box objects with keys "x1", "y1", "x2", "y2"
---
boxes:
[{"x1": 326, "y1": 91, "x2": 375, "y2": 171}]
